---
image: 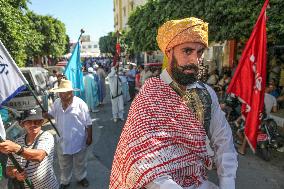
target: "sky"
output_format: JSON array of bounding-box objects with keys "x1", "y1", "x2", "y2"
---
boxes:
[{"x1": 28, "y1": 0, "x2": 114, "y2": 42}]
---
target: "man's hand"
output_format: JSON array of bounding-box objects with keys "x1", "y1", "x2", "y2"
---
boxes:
[
  {"x1": 13, "y1": 169, "x2": 27, "y2": 181},
  {"x1": 42, "y1": 112, "x2": 52, "y2": 119},
  {"x1": 86, "y1": 126, "x2": 92, "y2": 146},
  {"x1": 86, "y1": 136, "x2": 92, "y2": 146},
  {"x1": 0, "y1": 140, "x2": 21, "y2": 154}
]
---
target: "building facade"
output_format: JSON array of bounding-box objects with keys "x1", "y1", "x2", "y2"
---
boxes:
[
  {"x1": 113, "y1": 0, "x2": 147, "y2": 31},
  {"x1": 69, "y1": 35, "x2": 100, "y2": 57}
]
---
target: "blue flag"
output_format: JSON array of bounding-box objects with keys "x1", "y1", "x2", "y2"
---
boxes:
[{"x1": 64, "y1": 42, "x2": 84, "y2": 97}]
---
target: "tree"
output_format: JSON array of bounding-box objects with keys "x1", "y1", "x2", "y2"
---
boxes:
[
  {"x1": 0, "y1": 0, "x2": 31, "y2": 66},
  {"x1": 0, "y1": 0, "x2": 68, "y2": 66},
  {"x1": 27, "y1": 13, "x2": 68, "y2": 58},
  {"x1": 99, "y1": 32, "x2": 117, "y2": 56},
  {"x1": 127, "y1": 0, "x2": 284, "y2": 52}
]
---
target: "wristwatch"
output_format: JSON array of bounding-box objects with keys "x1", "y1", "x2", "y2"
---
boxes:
[{"x1": 16, "y1": 145, "x2": 24, "y2": 155}]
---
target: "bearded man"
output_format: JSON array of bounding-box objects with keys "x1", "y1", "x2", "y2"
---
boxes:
[{"x1": 109, "y1": 17, "x2": 238, "y2": 189}]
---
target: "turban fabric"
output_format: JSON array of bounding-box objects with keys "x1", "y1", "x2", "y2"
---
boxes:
[{"x1": 157, "y1": 17, "x2": 208, "y2": 55}]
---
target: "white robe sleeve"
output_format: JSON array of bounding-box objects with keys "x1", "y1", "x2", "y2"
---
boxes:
[
  {"x1": 206, "y1": 85, "x2": 238, "y2": 189},
  {"x1": 145, "y1": 176, "x2": 183, "y2": 189}
]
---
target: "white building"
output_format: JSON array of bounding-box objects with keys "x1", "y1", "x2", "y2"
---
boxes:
[
  {"x1": 69, "y1": 35, "x2": 100, "y2": 57},
  {"x1": 81, "y1": 41, "x2": 100, "y2": 57}
]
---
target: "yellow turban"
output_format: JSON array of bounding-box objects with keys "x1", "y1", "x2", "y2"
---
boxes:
[{"x1": 157, "y1": 17, "x2": 208, "y2": 55}]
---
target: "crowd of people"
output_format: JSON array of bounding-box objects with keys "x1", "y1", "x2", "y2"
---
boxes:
[
  {"x1": 204, "y1": 60, "x2": 284, "y2": 156},
  {"x1": 1, "y1": 15, "x2": 283, "y2": 189}
]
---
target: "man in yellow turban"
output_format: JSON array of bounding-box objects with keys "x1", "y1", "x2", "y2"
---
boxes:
[{"x1": 109, "y1": 17, "x2": 237, "y2": 189}]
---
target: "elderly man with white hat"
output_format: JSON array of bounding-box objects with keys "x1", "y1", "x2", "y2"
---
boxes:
[
  {"x1": 109, "y1": 17, "x2": 237, "y2": 189},
  {"x1": 45, "y1": 79, "x2": 92, "y2": 189}
]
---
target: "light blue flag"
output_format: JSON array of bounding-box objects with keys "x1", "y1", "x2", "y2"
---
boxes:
[{"x1": 64, "y1": 42, "x2": 84, "y2": 97}]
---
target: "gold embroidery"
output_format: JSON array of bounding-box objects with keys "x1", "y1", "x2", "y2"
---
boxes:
[{"x1": 170, "y1": 81, "x2": 205, "y2": 125}]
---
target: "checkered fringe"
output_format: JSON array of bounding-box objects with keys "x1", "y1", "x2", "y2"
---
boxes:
[{"x1": 109, "y1": 77, "x2": 212, "y2": 189}]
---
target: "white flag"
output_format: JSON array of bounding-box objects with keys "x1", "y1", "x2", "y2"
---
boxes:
[{"x1": 0, "y1": 40, "x2": 28, "y2": 106}]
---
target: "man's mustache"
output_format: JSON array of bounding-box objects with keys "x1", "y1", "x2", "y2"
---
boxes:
[{"x1": 178, "y1": 64, "x2": 199, "y2": 72}]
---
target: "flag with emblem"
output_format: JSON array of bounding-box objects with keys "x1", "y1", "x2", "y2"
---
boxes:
[
  {"x1": 64, "y1": 41, "x2": 84, "y2": 97},
  {"x1": 227, "y1": 0, "x2": 269, "y2": 151},
  {"x1": 0, "y1": 40, "x2": 28, "y2": 106}
]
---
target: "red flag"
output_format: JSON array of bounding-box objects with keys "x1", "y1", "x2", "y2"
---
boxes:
[
  {"x1": 227, "y1": 0, "x2": 269, "y2": 151},
  {"x1": 116, "y1": 43, "x2": 121, "y2": 55},
  {"x1": 113, "y1": 43, "x2": 121, "y2": 67}
]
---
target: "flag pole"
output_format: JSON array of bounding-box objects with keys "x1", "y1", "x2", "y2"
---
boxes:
[
  {"x1": 115, "y1": 31, "x2": 121, "y2": 98},
  {"x1": 0, "y1": 136, "x2": 34, "y2": 189},
  {"x1": 110, "y1": 33, "x2": 123, "y2": 99},
  {"x1": 78, "y1": 29, "x2": 85, "y2": 41},
  {"x1": 78, "y1": 29, "x2": 84, "y2": 97},
  {"x1": 25, "y1": 84, "x2": 60, "y2": 137}
]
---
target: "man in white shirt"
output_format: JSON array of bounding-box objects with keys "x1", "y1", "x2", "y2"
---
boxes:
[
  {"x1": 126, "y1": 64, "x2": 136, "y2": 100},
  {"x1": 109, "y1": 17, "x2": 237, "y2": 189},
  {"x1": 141, "y1": 66, "x2": 153, "y2": 85},
  {"x1": 264, "y1": 84, "x2": 278, "y2": 117},
  {"x1": 45, "y1": 79, "x2": 92, "y2": 189}
]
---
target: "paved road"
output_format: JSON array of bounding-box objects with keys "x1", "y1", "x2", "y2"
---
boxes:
[{"x1": 47, "y1": 83, "x2": 284, "y2": 189}]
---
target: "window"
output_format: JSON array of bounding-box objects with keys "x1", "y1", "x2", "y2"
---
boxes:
[
  {"x1": 130, "y1": 1, "x2": 134, "y2": 11},
  {"x1": 93, "y1": 45, "x2": 98, "y2": 48},
  {"x1": 22, "y1": 72, "x2": 34, "y2": 90},
  {"x1": 88, "y1": 45, "x2": 92, "y2": 49},
  {"x1": 35, "y1": 74, "x2": 45, "y2": 86},
  {"x1": 123, "y1": 7, "x2": 126, "y2": 16}
]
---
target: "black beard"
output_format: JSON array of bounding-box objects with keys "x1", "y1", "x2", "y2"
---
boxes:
[{"x1": 171, "y1": 57, "x2": 198, "y2": 86}]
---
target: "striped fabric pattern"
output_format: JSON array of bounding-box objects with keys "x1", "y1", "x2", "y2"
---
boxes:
[
  {"x1": 109, "y1": 77, "x2": 212, "y2": 189},
  {"x1": 7, "y1": 131, "x2": 59, "y2": 189}
]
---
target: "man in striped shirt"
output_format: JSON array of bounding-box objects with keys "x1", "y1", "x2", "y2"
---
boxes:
[{"x1": 0, "y1": 107, "x2": 59, "y2": 189}]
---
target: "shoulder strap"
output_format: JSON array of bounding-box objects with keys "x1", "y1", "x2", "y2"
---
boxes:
[
  {"x1": 197, "y1": 82, "x2": 212, "y2": 138},
  {"x1": 24, "y1": 131, "x2": 46, "y2": 168}
]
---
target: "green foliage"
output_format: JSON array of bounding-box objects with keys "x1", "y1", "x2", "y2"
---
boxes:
[
  {"x1": 0, "y1": 0, "x2": 68, "y2": 66},
  {"x1": 6, "y1": 0, "x2": 29, "y2": 10},
  {"x1": 127, "y1": 0, "x2": 284, "y2": 52},
  {"x1": 266, "y1": 0, "x2": 284, "y2": 45},
  {"x1": 99, "y1": 32, "x2": 117, "y2": 56},
  {"x1": 27, "y1": 12, "x2": 68, "y2": 58},
  {"x1": 99, "y1": 31, "x2": 129, "y2": 57},
  {"x1": 0, "y1": 0, "x2": 30, "y2": 66}
]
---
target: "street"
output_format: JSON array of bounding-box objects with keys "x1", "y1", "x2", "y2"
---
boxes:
[{"x1": 46, "y1": 83, "x2": 284, "y2": 189}]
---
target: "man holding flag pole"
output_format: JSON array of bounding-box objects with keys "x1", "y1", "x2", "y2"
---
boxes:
[
  {"x1": 0, "y1": 40, "x2": 42, "y2": 188},
  {"x1": 0, "y1": 40, "x2": 60, "y2": 137},
  {"x1": 227, "y1": 0, "x2": 269, "y2": 153}
]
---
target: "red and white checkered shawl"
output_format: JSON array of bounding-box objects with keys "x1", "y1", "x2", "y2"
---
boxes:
[{"x1": 109, "y1": 77, "x2": 212, "y2": 189}]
